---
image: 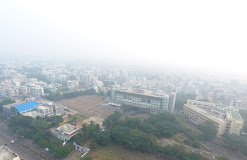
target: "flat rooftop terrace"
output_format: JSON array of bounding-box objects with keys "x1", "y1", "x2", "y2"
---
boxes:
[
  {"x1": 230, "y1": 111, "x2": 243, "y2": 121},
  {"x1": 184, "y1": 104, "x2": 225, "y2": 123},
  {"x1": 115, "y1": 88, "x2": 169, "y2": 98},
  {"x1": 0, "y1": 146, "x2": 18, "y2": 160},
  {"x1": 53, "y1": 124, "x2": 79, "y2": 136}
]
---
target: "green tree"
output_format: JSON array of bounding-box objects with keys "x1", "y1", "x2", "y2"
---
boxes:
[
  {"x1": 31, "y1": 120, "x2": 50, "y2": 130},
  {"x1": 192, "y1": 140, "x2": 200, "y2": 148},
  {"x1": 46, "y1": 116, "x2": 63, "y2": 127},
  {"x1": 93, "y1": 130, "x2": 111, "y2": 146},
  {"x1": 175, "y1": 93, "x2": 196, "y2": 110},
  {"x1": 198, "y1": 120, "x2": 217, "y2": 141},
  {"x1": 89, "y1": 140, "x2": 98, "y2": 151},
  {"x1": 140, "y1": 122, "x2": 158, "y2": 135},
  {"x1": 111, "y1": 126, "x2": 130, "y2": 144},
  {"x1": 0, "y1": 112, "x2": 5, "y2": 120},
  {"x1": 82, "y1": 124, "x2": 88, "y2": 133},
  {"x1": 124, "y1": 129, "x2": 159, "y2": 153},
  {"x1": 222, "y1": 133, "x2": 247, "y2": 155},
  {"x1": 103, "y1": 111, "x2": 122, "y2": 128},
  {"x1": 38, "y1": 139, "x2": 49, "y2": 147},
  {"x1": 155, "y1": 121, "x2": 178, "y2": 137},
  {"x1": 82, "y1": 156, "x2": 93, "y2": 160}
]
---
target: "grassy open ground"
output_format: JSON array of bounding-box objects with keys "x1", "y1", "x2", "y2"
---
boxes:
[{"x1": 91, "y1": 143, "x2": 162, "y2": 160}]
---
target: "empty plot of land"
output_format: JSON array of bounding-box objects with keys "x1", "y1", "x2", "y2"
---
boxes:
[
  {"x1": 58, "y1": 95, "x2": 121, "y2": 119},
  {"x1": 92, "y1": 143, "x2": 162, "y2": 160},
  {"x1": 121, "y1": 111, "x2": 150, "y2": 121},
  {"x1": 84, "y1": 116, "x2": 104, "y2": 128}
]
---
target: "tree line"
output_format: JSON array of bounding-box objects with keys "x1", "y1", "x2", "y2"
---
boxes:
[
  {"x1": 222, "y1": 133, "x2": 247, "y2": 156},
  {"x1": 101, "y1": 111, "x2": 208, "y2": 160},
  {"x1": 42, "y1": 88, "x2": 96, "y2": 101},
  {"x1": 8, "y1": 115, "x2": 72, "y2": 158}
]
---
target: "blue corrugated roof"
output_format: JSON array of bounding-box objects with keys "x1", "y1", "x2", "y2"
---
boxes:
[{"x1": 13, "y1": 101, "x2": 39, "y2": 113}]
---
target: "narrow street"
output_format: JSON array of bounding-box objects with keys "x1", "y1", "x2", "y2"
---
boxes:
[{"x1": 158, "y1": 138, "x2": 247, "y2": 160}]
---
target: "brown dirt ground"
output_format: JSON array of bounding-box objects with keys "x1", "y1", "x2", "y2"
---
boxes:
[
  {"x1": 121, "y1": 110, "x2": 150, "y2": 121},
  {"x1": 58, "y1": 95, "x2": 121, "y2": 120}
]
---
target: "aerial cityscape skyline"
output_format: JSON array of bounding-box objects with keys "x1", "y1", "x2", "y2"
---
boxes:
[{"x1": 1, "y1": 1, "x2": 247, "y2": 160}]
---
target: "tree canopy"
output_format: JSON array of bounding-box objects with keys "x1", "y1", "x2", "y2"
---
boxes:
[
  {"x1": 175, "y1": 93, "x2": 196, "y2": 110},
  {"x1": 198, "y1": 120, "x2": 217, "y2": 141}
]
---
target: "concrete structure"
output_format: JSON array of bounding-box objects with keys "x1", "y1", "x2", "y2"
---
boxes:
[
  {"x1": 3, "y1": 101, "x2": 40, "y2": 116},
  {"x1": 0, "y1": 146, "x2": 20, "y2": 160},
  {"x1": 48, "y1": 102, "x2": 64, "y2": 116},
  {"x1": 168, "y1": 92, "x2": 176, "y2": 113},
  {"x1": 31, "y1": 86, "x2": 44, "y2": 97},
  {"x1": 52, "y1": 124, "x2": 79, "y2": 141},
  {"x1": 73, "y1": 142, "x2": 89, "y2": 153},
  {"x1": 67, "y1": 80, "x2": 79, "y2": 89},
  {"x1": 183, "y1": 99, "x2": 244, "y2": 136},
  {"x1": 35, "y1": 105, "x2": 54, "y2": 117},
  {"x1": 2, "y1": 99, "x2": 64, "y2": 118},
  {"x1": 111, "y1": 88, "x2": 175, "y2": 114},
  {"x1": 230, "y1": 98, "x2": 241, "y2": 108}
]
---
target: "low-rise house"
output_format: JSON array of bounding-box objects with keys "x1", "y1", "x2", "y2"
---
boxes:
[{"x1": 52, "y1": 124, "x2": 79, "y2": 141}]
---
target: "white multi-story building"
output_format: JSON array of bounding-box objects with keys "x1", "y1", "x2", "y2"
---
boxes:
[
  {"x1": 52, "y1": 124, "x2": 79, "y2": 141},
  {"x1": 231, "y1": 98, "x2": 241, "y2": 108},
  {"x1": 111, "y1": 88, "x2": 176, "y2": 114},
  {"x1": 67, "y1": 80, "x2": 79, "y2": 89},
  {"x1": 31, "y1": 86, "x2": 44, "y2": 97}
]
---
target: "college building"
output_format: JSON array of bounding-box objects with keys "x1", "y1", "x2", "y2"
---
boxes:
[
  {"x1": 111, "y1": 88, "x2": 176, "y2": 114},
  {"x1": 183, "y1": 99, "x2": 244, "y2": 136}
]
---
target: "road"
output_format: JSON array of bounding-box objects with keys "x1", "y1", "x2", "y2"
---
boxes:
[
  {"x1": 0, "y1": 121, "x2": 42, "y2": 160},
  {"x1": 202, "y1": 138, "x2": 247, "y2": 160}
]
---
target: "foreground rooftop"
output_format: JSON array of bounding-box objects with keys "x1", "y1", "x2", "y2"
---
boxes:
[{"x1": 0, "y1": 146, "x2": 19, "y2": 160}]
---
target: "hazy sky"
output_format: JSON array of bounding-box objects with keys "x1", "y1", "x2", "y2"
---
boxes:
[{"x1": 0, "y1": 0, "x2": 247, "y2": 74}]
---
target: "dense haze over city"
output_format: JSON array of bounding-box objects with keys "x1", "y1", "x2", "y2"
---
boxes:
[
  {"x1": 1, "y1": 1, "x2": 247, "y2": 160},
  {"x1": 1, "y1": 1, "x2": 247, "y2": 77}
]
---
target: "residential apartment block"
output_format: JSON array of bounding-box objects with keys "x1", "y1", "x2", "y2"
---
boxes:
[
  {"x1": 183, "y1": 99, "x2": 243, "y2": 136},
  {"x1": 111, "y1": 88, "x2": 176, "y2": 114}
]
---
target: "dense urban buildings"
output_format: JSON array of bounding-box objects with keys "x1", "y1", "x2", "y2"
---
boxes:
[
  {"x1": 184, "y1": 99, "x2": 243, "y2": 136},
  {"x1": 1, "y1": 57, "x2": 247, "y2": 159}
]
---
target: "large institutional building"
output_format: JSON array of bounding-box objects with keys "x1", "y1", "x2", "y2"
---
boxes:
[
  {"x1": 2, "y1": 98, "x2": 64, "y2": 118},
  {"x1": 111, "y1": 88, "x2": 176, "y2": 114},
  {"x1": 184, "y1": 99, "x2": 244, "y2": 136}
]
